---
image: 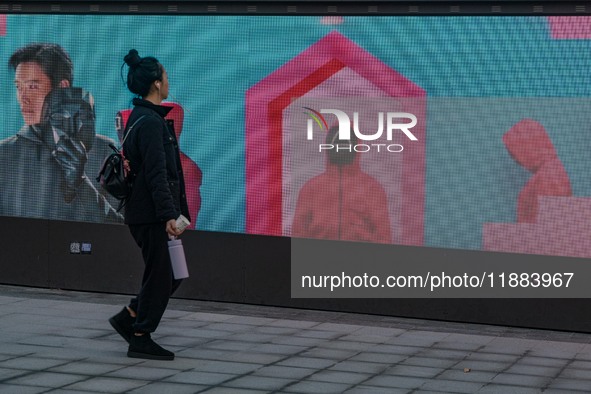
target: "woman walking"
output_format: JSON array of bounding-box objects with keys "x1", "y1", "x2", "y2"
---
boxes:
[{"x1": 109, "y1": 49, "x2": 191, "y2": 361}]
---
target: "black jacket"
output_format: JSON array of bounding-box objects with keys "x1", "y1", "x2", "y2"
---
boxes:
[
  {"x1": 123, "y1": 98, "x2": 190, "y2": 225},
  {"x1": 0, "y1": 125, "x2": 123, "y2": 223}
]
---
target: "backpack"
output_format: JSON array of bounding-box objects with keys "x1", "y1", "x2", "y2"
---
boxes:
[{"x1": 96, "y1": 115, "x2": 146, "y2": 210}]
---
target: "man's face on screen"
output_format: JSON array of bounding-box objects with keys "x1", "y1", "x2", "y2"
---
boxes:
[{"x1": 14, "y1": 62, "x2": 53, "y2": 126}]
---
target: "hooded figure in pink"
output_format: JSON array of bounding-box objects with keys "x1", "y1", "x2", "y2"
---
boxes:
[
  {"x1": 503, "y1": 119, "x2": 572, "y2": 223},
  {"x1": 292, "y1": 126, "x2": 392, "y2": 243}
]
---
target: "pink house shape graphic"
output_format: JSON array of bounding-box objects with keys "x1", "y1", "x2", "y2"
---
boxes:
[{"x1": 245, "y1": 31, "x2": 426, "y2": 246}]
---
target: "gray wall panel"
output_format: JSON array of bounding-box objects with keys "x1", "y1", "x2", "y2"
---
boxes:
[{"x1": 1, "y1": 217, "x2": 590, "y2": 332}]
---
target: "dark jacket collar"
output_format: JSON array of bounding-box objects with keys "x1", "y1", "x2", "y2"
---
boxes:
[
  {"x1": 132, "y1": 98, "x2": 173, "y2": 117},
  {"x1": 17, "y1": 125, "x2": 43, "y2": 143}
]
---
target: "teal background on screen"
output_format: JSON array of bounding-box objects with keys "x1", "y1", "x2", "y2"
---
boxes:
[{"x1": 1, "y1": 16, "x2": 590, "y2": 251}]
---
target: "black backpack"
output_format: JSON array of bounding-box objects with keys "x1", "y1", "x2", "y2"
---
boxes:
[{"x1": 96, "y1": 116, "x2": 146, "y2": 210}]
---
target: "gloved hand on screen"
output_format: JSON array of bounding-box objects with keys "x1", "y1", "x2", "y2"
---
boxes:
[
  {"x1": 41, "y1": 87, "x2": 96, "y2": 202},
  {"x1": 52, "y1": 135, "x2": 88, "y2": 202}
]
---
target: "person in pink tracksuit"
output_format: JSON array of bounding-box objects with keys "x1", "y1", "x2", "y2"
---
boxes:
[
  {"x1": 292, "y1": 126, "x2": 392, "y2": 244},
  {"x1": 503, "y1": 118, "x2": 572, "y2": 223}
]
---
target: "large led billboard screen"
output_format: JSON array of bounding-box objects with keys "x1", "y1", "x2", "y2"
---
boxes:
[{"x1": 2, "y1": 15, "x2": 591, "y2": 263}]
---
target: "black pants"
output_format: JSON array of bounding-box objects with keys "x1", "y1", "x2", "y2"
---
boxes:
[{"x1": 128, "y1": 222, "x2": 182, "y2": 333}]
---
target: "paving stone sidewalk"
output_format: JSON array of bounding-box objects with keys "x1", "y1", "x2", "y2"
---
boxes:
[{"x1": 0, "y1": 285, "x2": 590, "y2": 393}]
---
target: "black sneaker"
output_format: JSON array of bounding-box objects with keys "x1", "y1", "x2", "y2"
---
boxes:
[
  {"x1": 108, "y1": 307, "x2": 135, "y2": 343},
  {"x1": 128, "y1": 334, "x2": 174, "y2": 361}
]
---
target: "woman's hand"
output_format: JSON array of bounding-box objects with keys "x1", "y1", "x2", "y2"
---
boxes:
[{"x1": 166, "y1": 219, "x2": 183, "y2": 238}]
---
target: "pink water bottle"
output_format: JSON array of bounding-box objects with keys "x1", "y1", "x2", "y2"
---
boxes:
[
  {"x1": 168, "y1": 238, "x2": 189, "y2": 279},
  {"x1": 168, "y1": 215, "x2": 190, "y2": 279}
]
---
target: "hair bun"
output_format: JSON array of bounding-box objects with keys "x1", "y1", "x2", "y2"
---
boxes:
[{"x1": 124, "y1": 49, "x2": 142, "y2": 67}]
